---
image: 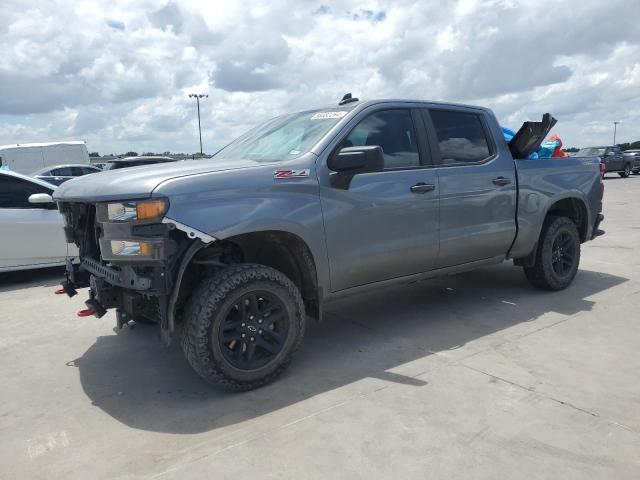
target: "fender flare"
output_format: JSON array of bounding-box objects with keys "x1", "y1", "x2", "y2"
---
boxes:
[{"x1": 541, "y1": 191, "x2": 591, "y2": 239}]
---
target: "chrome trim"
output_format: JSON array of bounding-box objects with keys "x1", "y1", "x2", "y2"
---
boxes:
[{"x1": 161, "y1": 217, "x2": 216, "y2": 243}]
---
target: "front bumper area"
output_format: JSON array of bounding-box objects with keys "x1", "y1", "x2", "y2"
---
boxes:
[{"x1": 62, "y1": 255, "x2": 172, "y2": 327}]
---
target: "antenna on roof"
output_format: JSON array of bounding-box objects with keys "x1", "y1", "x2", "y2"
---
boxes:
[{"x1": 338, "y1": 93, "x2": 359, "y2": 106}]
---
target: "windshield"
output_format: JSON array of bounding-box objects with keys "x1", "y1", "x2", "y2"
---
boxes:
[
  {"x1": 213, "y1": 108, "x2": 351, "y2": 162},
  {"x1": 578, "y1": 147, "x2": 606, "y2": 156}
]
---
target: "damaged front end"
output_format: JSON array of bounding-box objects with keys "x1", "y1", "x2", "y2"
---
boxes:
[{"x1": 57, "y1": 198, "x2": 213, "y2": 340}]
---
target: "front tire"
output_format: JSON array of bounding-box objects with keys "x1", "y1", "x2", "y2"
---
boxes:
[
  {"x1": 523, "y1": 216, "x2": 581, "y2": 291},
  {"x1": 181, "y1": 264, "x2": 306, "y2": 391},
  {"x1": 619, "y1": 164, "x2": 631, "y2": 178}
]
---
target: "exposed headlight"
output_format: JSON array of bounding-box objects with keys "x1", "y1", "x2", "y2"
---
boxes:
[
  {"x1": 104, "y1": 199, "x2": 168, "y2": 222},
  {"x1": 100, "y1": 238, "x2": 164, "y2": 260}
]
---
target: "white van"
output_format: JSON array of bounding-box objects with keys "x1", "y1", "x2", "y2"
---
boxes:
[{"x1": 0, "y1": 141, "x2": 90, "y2": 175}]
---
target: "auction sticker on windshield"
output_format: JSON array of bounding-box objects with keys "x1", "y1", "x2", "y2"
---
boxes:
[{"x1": 311, "y1": 111, "x2": 348, "y2": 120}]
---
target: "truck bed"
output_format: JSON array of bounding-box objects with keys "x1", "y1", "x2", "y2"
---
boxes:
[{"x1": 510, "y1": 155, "x2": 602, "y2": 259}]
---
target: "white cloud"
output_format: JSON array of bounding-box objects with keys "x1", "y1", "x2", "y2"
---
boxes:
[{"x1": 0, "y1": 0, "x2": 639, "y2": 153}]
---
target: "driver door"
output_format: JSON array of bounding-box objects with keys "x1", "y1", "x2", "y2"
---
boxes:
[{"x1": 318, "y1": 107, "x2": 440, "y2": 292}]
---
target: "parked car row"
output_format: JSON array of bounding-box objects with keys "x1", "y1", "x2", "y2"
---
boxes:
[
  {"x1": 623, "y1": 149, "x2": 640, "y2": 175},
  {"x1": 32, "y1": 164, "x2": 102, "y2": 185},
  {"x1": 0, "y1": 169, "x2": 78, "y2": 271},
  {"x1": 575, "y1": 146, "x2": 640, "y2": 178},
  {"x1": 0, "y1": 156, "x2": 180, "y2": 272}
]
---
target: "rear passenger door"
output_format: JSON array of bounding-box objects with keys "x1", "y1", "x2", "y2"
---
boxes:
[{"x1": 423, "y1": 108, "x2": 517, "y2": 268}]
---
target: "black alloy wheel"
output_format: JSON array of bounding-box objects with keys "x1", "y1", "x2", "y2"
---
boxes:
[
  {"x1": 218, "y1": 291, "x2": 289, "y2": 370},
  {"x1": 523, "y1": 216, "x2": 581, "y2": 291},
  {"x1": 182, "y1": 264, "x2": 306, "y2": 391},
  {"x1": 550, "y1": 231, "x2": 576, "y2": 278}
]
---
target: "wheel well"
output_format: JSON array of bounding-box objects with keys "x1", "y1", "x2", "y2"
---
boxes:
[
  {"x1": 174, "y1": 231, "x2": 319, "y2": 323},
  {"x1": 546, "y1": 198, "x2": 588, "y2": 242}
]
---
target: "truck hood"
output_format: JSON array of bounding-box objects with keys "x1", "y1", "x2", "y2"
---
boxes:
[{"x1": 53, "y1": 158, "x2": 263, "y2": 202}]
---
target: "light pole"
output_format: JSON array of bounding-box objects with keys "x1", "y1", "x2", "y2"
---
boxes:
[
  {"x1": 188, "y1": 93, "x2": 208, "y2": 156},
  {"x1": 613, "y1": 121, "x2": 620, "y2": 146}
]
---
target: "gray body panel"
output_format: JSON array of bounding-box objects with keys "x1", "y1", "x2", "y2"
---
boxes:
[
  {"x1": 509, "y1": 155, "x2": 601, "y2": 258},
  {"x1": 151, "y1": 154, "x2": 331, "y2": 295},
  {"x1": 53, "y1": 99, "x2": 603, "y2": 302},
  {"x1": 313, "y1": 101, "x2": 440, "y2": 292},
  {"x1": 424, "y1": 106, "x2": 517, "y2": 268},
  {"x1": 54, "y1": 158, "x2": 263, "y2": 202}
]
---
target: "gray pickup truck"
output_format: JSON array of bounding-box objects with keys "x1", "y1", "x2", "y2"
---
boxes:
[
  {"x1": 577, "y1": 145, "x2": 633, "y2": 177},
  {"x1": 54, "y1": 96, "x2": 604, "y2": 390}
]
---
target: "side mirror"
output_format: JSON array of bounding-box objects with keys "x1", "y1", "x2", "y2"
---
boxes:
[
  {"x1": 328, "y1": 146, "x2": 384, "y2": 173},
  {"x1": 28, "y1": 193, "x2": 54, "y2": 205}
]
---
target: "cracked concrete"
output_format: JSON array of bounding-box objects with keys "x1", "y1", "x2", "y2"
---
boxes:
[{"x1": 0, "y1": 176, "x2": 639, "y2": 479}]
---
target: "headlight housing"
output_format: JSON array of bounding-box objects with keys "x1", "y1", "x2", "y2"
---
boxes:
[
  {"x1": 96, "y1": 198, "x2": 169, "y2": 261},
  {"x1": 101, "y1": 239, "x2": 164, "y2": 260},
  {"x1": 103, "y1": 198, "x2": 168, "y2": 223}
]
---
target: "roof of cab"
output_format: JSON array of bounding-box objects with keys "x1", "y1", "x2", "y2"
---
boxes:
[{"x1": 324, "y1": 98, "x2": 493, "y2": 114}]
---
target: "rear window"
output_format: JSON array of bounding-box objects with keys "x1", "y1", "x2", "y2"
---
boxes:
[
  {"x1": 578, "y1": 147, "x2": 605, "y2": 156},
  {"x1": 51, "y1": 167, "x2": 74, "y2": 176},
  {"x1": 427, "y1": 110, "x2": 492, "y2": 164}
]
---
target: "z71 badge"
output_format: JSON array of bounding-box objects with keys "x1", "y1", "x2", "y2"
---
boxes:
[{"x1": 274, "y1": 169, "x2": 310, "y2": 179}]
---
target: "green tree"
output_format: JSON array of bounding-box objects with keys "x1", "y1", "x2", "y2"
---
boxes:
[
  {"x1": 124, "y1": 151, "x2": 138, "y2": 157},
  {"x1": 89, "y1": 151, "x2": 100, "y2": 157}
]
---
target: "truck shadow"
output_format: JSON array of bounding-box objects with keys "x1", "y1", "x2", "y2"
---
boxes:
[
  {"x1": 0, "y1": 267, "x2": 64, "y2": 293},
  {"x1": 70, "y1": 263, "x2": 626, "y2": 434}
]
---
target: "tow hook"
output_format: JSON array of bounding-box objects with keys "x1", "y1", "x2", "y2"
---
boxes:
[
  {"x1": 77, "y1": 298, "x2": 107, "y2": 318},
  {"x1": 55, "y1": 279, "x2": 78, "y2": 298}
]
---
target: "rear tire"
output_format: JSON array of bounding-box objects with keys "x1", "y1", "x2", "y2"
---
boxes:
[
  {"x1": 523, "y1": 216, "x2": 581, "y2": 291},
  {"x1": 181, "y1": 264, "x2": 306, "y2": 391},
  {"x1": 619, "y1": 164, "x2": 631, "y2": 178}
]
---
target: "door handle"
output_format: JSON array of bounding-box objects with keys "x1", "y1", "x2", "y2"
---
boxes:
[
  {"x1": 492, "y1": 177, "x2": 511, "y2": 186},
  {"x1": 410, "y1": 182, "x2": 436, "y2": 193}
]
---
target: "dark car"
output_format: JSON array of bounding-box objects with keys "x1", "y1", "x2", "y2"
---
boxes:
[
  {"x1": 32, "y1": 164, "x2": 101, "y2": 186},
  {"x1": 577, "y1": 146, "x2": 633, "y2": 178},
  {"x1": 623, "y1": 150, "x2": 640, "y2": 175},
  {"x1": 103, "y1": 156, "x2": 177, "y2": 170}
]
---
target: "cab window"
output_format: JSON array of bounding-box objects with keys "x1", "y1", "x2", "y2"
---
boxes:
[
  {"x1": 428, "y1": 109, "x2": 493, "y2": 165},
  {"x1": 343, "y1": 109, "x2": 421, "y2": 169},
  {"x1": 0, "y1": 176, "x2": 53, "y2": 209}
]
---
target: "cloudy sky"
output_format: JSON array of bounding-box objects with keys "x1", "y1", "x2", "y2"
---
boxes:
[{"x1": 1, "y1": 0, "x2": 639, "y2": 154}]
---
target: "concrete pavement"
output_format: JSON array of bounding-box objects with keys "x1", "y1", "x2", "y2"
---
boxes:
[{"x1": 1, "y1": 175, "x2": 639, "y2": 479}]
